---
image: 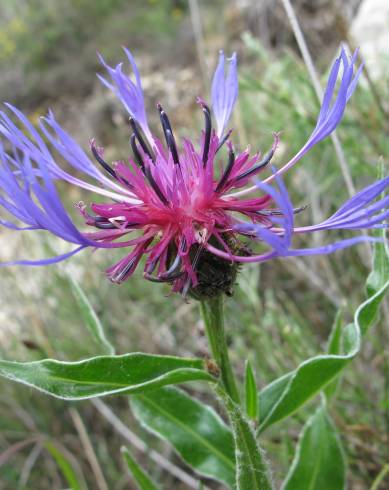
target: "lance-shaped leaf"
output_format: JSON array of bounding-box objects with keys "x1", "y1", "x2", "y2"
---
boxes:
[
  {"x1": 219, "y1": 388, "x2": 272, "y2": 490},
  {"x1": 282, "y1": 405, "x2": 346, "y2": 490},
  {"x1": 244, "y1": 360, "x2": 258, "y2": 420},
  {"x1": 68, "y1": 274, "x2": 115, "y2": 355},
  {"x1": 324, "y1": 310, "x2": 344, "y2": 400},
  {"x1": 367, "y1": 168, "x2": 389, "y2": 296},
  {"x1": 121, "y1": 447, "x2": 161, "y2": 490},
  {"x1": 0, "y1": 353, "x2": 215, "y2": 399},
  {"x1": 131, "y1": 386, "x2": 236, "y2": 488},
  {"x1": 258, "y1": 236, "x2": 389, "y2": 432},
  {"x1": 45, "y1": 441, "x2": 88, "y2": 490}
]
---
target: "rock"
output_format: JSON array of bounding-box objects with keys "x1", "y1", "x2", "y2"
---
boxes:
[{"x1": 351, "y1": 0, "x2": 389, "y2": 79}]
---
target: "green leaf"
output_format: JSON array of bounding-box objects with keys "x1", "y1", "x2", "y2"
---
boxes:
[
  {"x1": 366, "y1": 170, "x2": 388, "y2": 297},
  {"x1": 130, "y1": 386, "x2": 235, "y2": 488},
  {"x1": 324, "y1": 310, "x2": 344, "y2": 400},
  {"x1": 68, "y1": 275, "x2": 115, "y2": 355},
  {"x1": 0, "y1": 353, "x2": 215, "y2": 399},
  {"x1": 244, "y1": 360, "x2": 258, "y2": 420},
  {"x1": 219, "y1": 388, "x2": 272, "y2": 490},
  {"x1": 282, "y1": 405, "x2": 346, "y2": 490},
  {"x1": 45, "y1": 441, "x2": 87, "y2": 490},
  {"x1": 121, "y1": 446, "x2": 161, "y2": 490},
  {"x1": 258, "y1": 277, "x2": 389, "y2": 431},
  {"x1": 327, "y1": 309, "x2": 343, "y2": 356},
  {"x1": 367, "y1": 238, "x2": 389, "y2": 296}
]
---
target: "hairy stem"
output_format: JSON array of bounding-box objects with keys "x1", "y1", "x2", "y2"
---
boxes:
[{"x1": 200, "y1": 295, "x2": 240, "y2": 404}]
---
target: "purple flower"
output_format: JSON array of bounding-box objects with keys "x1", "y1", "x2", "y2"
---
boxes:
[{"x1": 0, "y1": 47, "x2": 387, "y2": 295}]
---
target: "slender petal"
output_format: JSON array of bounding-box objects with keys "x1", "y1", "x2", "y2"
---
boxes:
[
  {"x1": 294, "y1": 175, "x2": 389, "y2": 233},
  {"x1": 211, "y1": 51, "x2": 238, "y2": 138},
  {"x1": 98, "y1": 48, "x2": 152, "y2": 144},
  {"x1": 234, "y1": 173, "x2": 388, "y2": 261},
  {"x1": 274, "y1": 47, "x2": 363, "y2": 177},
  {"x1": 0, "y1": 105, "x2": 138, "y2": 203},
  {"x1": 0, "y1": 145, "x2": 94, "y2": 265},
  {"x1": 228, "y1": 48, "x2": 363, "y2": 198}
]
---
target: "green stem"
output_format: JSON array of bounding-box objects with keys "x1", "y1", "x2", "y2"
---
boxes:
[{"x1": 200, "y1": 295, "x2": 240, "y2": 404}]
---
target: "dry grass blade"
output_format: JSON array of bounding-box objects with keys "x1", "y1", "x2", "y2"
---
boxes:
[
  {"x1": 69, "y1": 407, "x2": 109, "y2": 490},
  {"x1": 18, "y1": 442, "x2": 43, "y2": 488},
  {"x1": 280, "y1": 0, "x2": 356, "y2": 197},
  {"x1": 91, "y1": 398, "x2": 211, "y2": 490}
]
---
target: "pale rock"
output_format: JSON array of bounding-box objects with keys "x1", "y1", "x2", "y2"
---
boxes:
[{"x1": 351, "y1": 0, "x2": 389, "y2": 79}]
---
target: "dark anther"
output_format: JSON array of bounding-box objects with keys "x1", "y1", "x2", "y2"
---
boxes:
[
  {"x1": 201, "y1": 103, "x2": 211, "y2": 166},
  {"x1": 129, "y1": 117, "x2": 154, "y2": 162},
  {"x1": 93, "y1": 217, "x2": 140, "y2": 229},
  {"x1": 256, "y1": 205, "x2": 307, "y2": 217},
  {"x1": 112, "y1": 257, "x2": 137, "y2": 283},
  {"x1": 161, "y1": 253, "x2": 182, "y2": 279},
  {"x1": 165, "y1": 128, "x2": 180, "y2": 165},
  {"x1": 144, "y1": 165, "x2": 169, "y2": 205},
  {"x1": 180, "y1": 237, "x2": 187, "y2": 253},
  {"x1": 94, "y1": 220, "x2": 117, "y2": 229},
  {"x1": 143, "y1": 259, "x2": 164, "y2": 282},
  {"x1": 144, "y1": 253, "x2": 183, "y2": 283},
  {"x1": 216, "y1": 129, "x2": 232, "y2": 153},
  {"x1": 215, "y1": 148, "x2": 235, "y2": 193},
  {"x1": 157, "y1": 103, "x2": 173, "y2": 132},
  {"x1": 144, "y1": 272, "x2": 165, "y2": 283},
  {"x1": 234, "y1": 147, "x2": 274, "y2": 182},
  {"x1": 157, "y1": 104, "x2": 180, "y2": 165},
  {"x1": 130, "y1": 133, "x2": 145, "y2": 171},
  {"x1": 91, "y1": 144, "x2": 117, "y2": 179}
]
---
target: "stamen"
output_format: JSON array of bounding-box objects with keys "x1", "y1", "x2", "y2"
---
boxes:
[
  {"x1": 157, "y1": 103, "x2": 173, "y2": 132},
  {"x1": 216, "y1": 129, "x2": 232, "y2": 153},
  {"x1": 144, "y1": 253, "x2": 183, "y2": 283},
  {"x1": 165, "y1": 128, "x2": 180, "y2": 165},
  {"x1": 91, "y1": 216, "x2": 137, "y2": 230},
  {"x1": 191, "y1": 244, "x2": 204, "y2": 271},
  {"x1": 234, "y1": 147, "x2": 274, "y2": 182},
  {"x1": 112, "y1": 257, "x2": 137, "y2": 283},
  {"x1": 129, "y1": 117, "x2": 154, "y2": 162},
  {"x1": 130, "y1": 133, "x2": 145, "y2": 170},
  {"x1": 157, "y1": 104, "x2": 180, "y2": 165},
  {"x1": 95, "y1": 220, "x2": 117, "y2": 229},
  {"x1": 143, "y1": 258, "x2": 164, "y2": 282},
  {"x1": 91, "y1": 142, "x2": 117, "y2": 179},
  {"x1": 160, "y1": 253, "x2": 182, "y2": 279},
  {"x1": 144, "y1": 272, "x2": 165, "y2": 283},
  {"x1": 215, "y1": 147, "x2": 235, "y2": 192},
  {"x1": 144, "y1": 165, "x2": 169, "y2": 205},
  {"x1": 256, "y1": 205, "x2": 307, "y2": 216},
  {"x1": 200, "y1": 103, "x2": 211, "y2": 166}
]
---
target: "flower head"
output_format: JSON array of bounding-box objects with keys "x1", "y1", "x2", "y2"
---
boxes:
[{"x1": 0, "y1": 48, "x2": 387, "y2": 297}]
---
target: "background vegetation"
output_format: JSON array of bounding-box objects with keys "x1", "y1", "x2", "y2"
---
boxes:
[{"x1": 0, "y1": 0, "x2": 388, "y2": 488}]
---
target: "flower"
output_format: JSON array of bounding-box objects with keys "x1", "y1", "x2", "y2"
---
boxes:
[{"x1": 0, "y1": 48, "x2": 387, "y2": 297}]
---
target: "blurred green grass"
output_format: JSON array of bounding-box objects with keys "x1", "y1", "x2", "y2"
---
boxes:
[{"x1": 0, "y1": 1, "x2": 388, "y2": 489}]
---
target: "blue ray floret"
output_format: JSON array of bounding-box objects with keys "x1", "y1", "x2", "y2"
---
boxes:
[
  {"x1": 211, "y1": 51, "x2": 238, "y2": 139},
  {"x1": 234, "y1": 173, "x2": 388, "y2": 262},
  {"x1": 0, "y1": 141, "x2": 94, "y2": 265},
  {"x1": 97, "y1": 47, "x2": 152, "y2": 144}
]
